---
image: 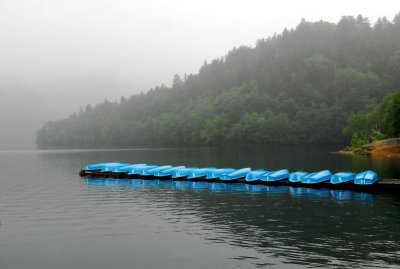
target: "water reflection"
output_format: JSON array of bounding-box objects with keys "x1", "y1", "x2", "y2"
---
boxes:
[
  {"x1": 84, "y1": 178, "x2": 375, "y2": 203},
  {"x1": 83, "y1": 178, "x2": 400, "y2": 268},
  {"x1": 2, "y1": 148, "x2": 399, "y2": 269}
]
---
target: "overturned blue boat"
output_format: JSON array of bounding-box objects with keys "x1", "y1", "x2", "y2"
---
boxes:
[
  {"x1": 354, "y1": 170, "x2": 379, "y2": 185},
  {"x1": 245, "y1": 169, "x2": 269, "y2": 182},
  {"x1": 80, "y1": 162, "x2": 393, "y2": 192},
  {"x1": 154, "y1": 166, "x2": 185, "y2": 177},
  {"x1": 84, "y1": 163, "x2": 108, "y2": 171},
  {"x1": 187, "y1": 167, "x2": 216, "y2": 179},
  {"x1": 172, "y1": 167, "x2": 199, "y2": 178},
  {"x1": 261, "y1": 169, "x2": 290, "y2": 182},
  {"x1": 288, "y1": 171, "x2": 308, "y2": 183},
  {"x1": 206, "y1": 168, "x2": 236, "y2": 179},
  {"x1": 301, "y1": 170, "x2": 332, "y2": 184},
  {"x1": 85, "y1": 162, "x2": 131, "y2": 172},
  {"x1": 128, "y1": 165, "x2": 158, "y2": 175},
  {"x1": 114, "y1": 164, "x2": 147, "y2": 173},
  {"x1": 219, "y1": 168, "x2": 251, "y2": 181},
  {"x1": 330, "y1": 172, "x2": 356, "y2": 184},
  {"x1": 142, "y1": 165, "x2": 173, "y2": 176}
]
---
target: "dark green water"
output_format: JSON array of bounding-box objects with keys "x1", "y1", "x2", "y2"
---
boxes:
[{"x1": 0, "y1": 146, "x2": 399, "y2": 268}]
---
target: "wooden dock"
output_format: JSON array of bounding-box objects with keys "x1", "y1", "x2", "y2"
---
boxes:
[{"x1": 79, "y1": 170, "x2": 400, "y2": 194}]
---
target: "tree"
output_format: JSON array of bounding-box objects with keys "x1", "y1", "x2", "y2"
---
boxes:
[{"x1": 36, "y1": 13, "x2": 400, "y2": 149}]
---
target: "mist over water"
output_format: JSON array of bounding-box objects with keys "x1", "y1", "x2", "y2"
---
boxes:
[
  {"x1": 1, "y1": 2, "x2": 400, "y2": 267},
  {"x1": 0, "y1": 147, "x2": 399, "y2": 268},
  {"x1": 0, "y1": 0, "x2": 399, "y2": 145}
]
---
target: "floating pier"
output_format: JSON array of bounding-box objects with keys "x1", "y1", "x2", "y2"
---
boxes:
[{"x1": 79, "y1": 163, "x2": 400, "y2": 194}]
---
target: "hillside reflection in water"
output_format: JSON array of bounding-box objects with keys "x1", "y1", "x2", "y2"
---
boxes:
[{"x1": 84, "y1": 178, "x2": 400, "y2": 268}]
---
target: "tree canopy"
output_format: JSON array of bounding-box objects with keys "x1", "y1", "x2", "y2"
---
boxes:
[
  {"x1": 37, "y1": 13, "x2": 400, "y2": 149},
  {"x1": 344, "y1": 89, "x2": 400, "y2": 148}
]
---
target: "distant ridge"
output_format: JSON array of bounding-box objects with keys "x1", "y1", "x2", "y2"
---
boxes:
[{"x1": 37, "y1": 13, "x2": 400, "y2": 149}]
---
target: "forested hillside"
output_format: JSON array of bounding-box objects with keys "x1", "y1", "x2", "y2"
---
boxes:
[
  {"x1": 37, "y1": 14, "x2": 400, "y2": 149},
  {"x1": 344, "y1": 89, "x2": 400, "y2": 149}
]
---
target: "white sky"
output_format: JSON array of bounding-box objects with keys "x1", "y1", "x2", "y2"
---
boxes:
[{"x1": 0, "y1": 0, "x2": 398, "y2": 145}]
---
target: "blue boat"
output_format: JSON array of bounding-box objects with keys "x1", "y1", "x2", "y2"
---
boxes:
[
  {"x1": 84, "y1": 163, "x2": 130, "y2": 171},
  {"x1": 171, "y1": 167, "x2": 199, "y2": 178},
  {"x1": 112, "y1": 164, "x2": 146, "y2": 172},
  {"x1": 288, "y1": 171, "x2": 308, "y2": 183},
  {"x1": 206, "y1": 168, "x2": 236, "y2": 179},
  {"x1": 154, "y1": 166, "x2": 185, "y2": 177},
  {"x1": 354, "y1": 170, "x2": 379, "y2": 185},
  {"x1": 84, "y1": 163, "x2": 109, "y2": 170},
  {"x1": 218, "y1": 168, "x2": 251, "y2": 181},
  {"x1": 142, "y1": 165, "x2": 173, "y2": 176},
  {"x1": 245, "y1": 169, "x2": 269, "y2": 182},
  {"x1": 261, "y1": 169, "x2": 290, "y2": 182},
  {"x1": 330, "y1": 172, "x2": 356, "y2": 184},
  {"x1": 98, "y1": 163, "x2": 131, "y2": 172},
  {"x1": 187, "y1": 167, "x2": 216, "y2": 179},
  {"x1": 301, "y1": 170, "x2": 332, "y2": 184},
  {"x1": 129, "y1": 165, "x2": 159, "y2": 175}
]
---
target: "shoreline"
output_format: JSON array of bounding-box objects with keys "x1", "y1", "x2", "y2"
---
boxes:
[{"x1": 336, "y1": 138, "x2": 400, "y2": 158}]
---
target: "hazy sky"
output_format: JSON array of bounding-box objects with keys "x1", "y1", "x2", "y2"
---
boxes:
[{"x1": 0, "y1": 0, "x2": 398, "y2": 146}]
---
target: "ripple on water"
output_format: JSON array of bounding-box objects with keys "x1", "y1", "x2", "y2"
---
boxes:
[{"x1": 0, "y1": 150, "x2": 399, "y2": 269}]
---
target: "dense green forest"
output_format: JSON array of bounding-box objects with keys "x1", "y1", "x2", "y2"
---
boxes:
[
  {"x1": 344, "y1": 89, "x2": 400, "y2": 149},
  {"x1": 37, "y1": 14, "x2": 400, "y2": 149}
]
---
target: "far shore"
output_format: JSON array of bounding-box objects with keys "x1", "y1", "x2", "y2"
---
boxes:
[{"x1": 336, "y1": 138, "x2": 400, "y2": 158}]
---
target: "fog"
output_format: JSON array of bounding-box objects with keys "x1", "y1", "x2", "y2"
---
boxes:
[{"x1": 0, "y1": 0, "x2": 398, "y2": 147}]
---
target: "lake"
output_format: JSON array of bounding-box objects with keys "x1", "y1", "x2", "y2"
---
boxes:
[{"x1": 0, "y1": 146, "x2": 399, "y2": 268}]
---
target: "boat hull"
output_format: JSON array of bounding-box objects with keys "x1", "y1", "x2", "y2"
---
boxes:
[
  {"x1": 301, "y1": 170, "x2": 332, "y2": 184},
  {"x1": 206, "y1": 168, "x2": 236, "y2": 179},
  {"x1": 218, "y1": 168, "x2": 251, "y2": 181},
  {"x1": 289, "y1": 171, "x2": 308, "y2": 183},
  {"x1": 330, "y1": 172, "x2": 356, "y2": 184},
  {"x1": 354, "y1": 170, "x2": 379, "y2": 185},
  {"x1": 142, "y1": 165, "x2": 173, "y2": 176},
  {"x1": 187, "y1": 167, "x2": 216, "y2": 179},
  {"x1": 170, "y1": 167, "x2": 198, "y2": 179},
  {"x1": 261, "y1": 169, "x2": 290, "y2": 182},
  {"x1": 154, "y1": 166, "x2": 185, "y2": 177},
  {"x1": 245, "y1": 170, "x2": 268, "y2": 182}
]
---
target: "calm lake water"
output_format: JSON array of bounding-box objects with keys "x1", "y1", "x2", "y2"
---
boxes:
[{"x1": 0, "y1": 146, "x2": 399, "y2": 268}]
